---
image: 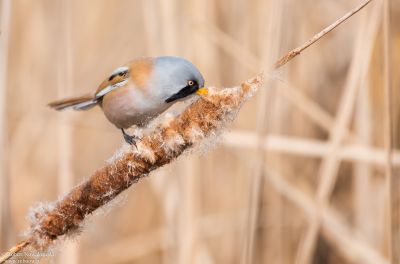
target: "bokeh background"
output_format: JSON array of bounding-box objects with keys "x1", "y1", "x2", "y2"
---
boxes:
[{"x1": 1, "y1": 0, "x2": 399, "y2": 263}]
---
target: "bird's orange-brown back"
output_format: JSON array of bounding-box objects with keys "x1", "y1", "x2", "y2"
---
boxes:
[{"x1": 95, "y1": 57, "x2": 154, "y2": 96}]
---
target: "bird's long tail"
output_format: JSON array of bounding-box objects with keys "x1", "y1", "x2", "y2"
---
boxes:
[{"x1": 48, "y1": 94, "x2": 98, "y2": 111}]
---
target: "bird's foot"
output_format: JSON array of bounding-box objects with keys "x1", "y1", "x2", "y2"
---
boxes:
[{"x1": 121, "y1": 129, "x2": 140, "y2": 148}]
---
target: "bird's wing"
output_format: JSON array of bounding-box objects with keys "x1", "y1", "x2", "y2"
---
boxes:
[{"x1": 95, "y1": 66, "x2": 130, "y2": 99}]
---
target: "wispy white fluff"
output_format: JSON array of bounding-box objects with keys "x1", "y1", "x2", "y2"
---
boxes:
[
  {"x1": 162, "y1": 133, "x2": 185, "y2": 152},
  {"x1": 135, "y1": 142, "x2": 156, "y2": 163}
]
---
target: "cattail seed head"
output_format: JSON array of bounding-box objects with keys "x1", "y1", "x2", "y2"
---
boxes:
[{"x1": 27, "y1": 74, "x2": 263, "y2": 250}]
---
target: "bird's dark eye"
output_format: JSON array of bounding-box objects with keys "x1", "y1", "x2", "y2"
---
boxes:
[{"x1": 165, "y1": 80, "x2": 199, "y2": 103}]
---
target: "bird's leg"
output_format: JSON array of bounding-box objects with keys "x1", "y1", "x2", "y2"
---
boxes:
[{"x1": 121, "y1": 128, "x2": 139, "y2": 147}]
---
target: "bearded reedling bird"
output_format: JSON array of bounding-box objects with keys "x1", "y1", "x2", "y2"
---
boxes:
[{"x1": 48, "y1": 56, "x2": 207, "y2": 145}]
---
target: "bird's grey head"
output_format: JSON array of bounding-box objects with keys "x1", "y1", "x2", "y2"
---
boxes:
[{"x1": 152, "y1": 56, "x2": 205, "y2": 103}]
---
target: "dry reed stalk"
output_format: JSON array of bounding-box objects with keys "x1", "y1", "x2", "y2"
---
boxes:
[
  {"x1": 142, "y1": 0, "x2": 160, "y2": 55},
  {"x1": 189, "y1": 0, "x2": 220, "y2": 84},
  {"x1": 0, "y1": 0, "x2": 12, "y2": 252},
  {"x1": 354, "y1": 53, "x2": 375, "y2": 244},
  {"x1": 382, "y1": 0, "x2": 397, "y2": 261},
  {"x1": 160, "y1": 0, "x2": 178, "y2": 55},
  {"x1": 224, "y1": 132, "x2": 400, "y2": 166},
  {"x1": 240, "y1": 77, "x2": 268, "y2": 264},
  {"x1": 177, "y1": 155, "x2": 198, "y2": 264},
  {"x1": 295, "y1": 3, "x2": 381, "y2": 263},
  {"x1": 57, "y1": 1, "x2": 78, "y2": 264},
  {"x1": 241, "y1": 0, "x2": 283, "y2": 262},
  {"x1": 0, "y1": 0, "x2": 373, "y2": 262}
]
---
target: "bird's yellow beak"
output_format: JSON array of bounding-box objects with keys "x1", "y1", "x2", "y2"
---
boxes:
[{"x1": 196, "y1": 87, "x2": 208, "y2": 95}]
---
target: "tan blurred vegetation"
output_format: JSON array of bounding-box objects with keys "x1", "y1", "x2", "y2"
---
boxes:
[{"x1": 0, "y1": 0, "x2": 399, "y2": 263}]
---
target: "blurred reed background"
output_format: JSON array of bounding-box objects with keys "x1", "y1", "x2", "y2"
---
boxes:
[{"x1": 0, "y1": 0, "x2": 399, "y2": 263}]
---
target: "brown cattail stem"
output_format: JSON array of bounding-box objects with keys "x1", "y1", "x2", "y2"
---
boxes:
[
  {"x1": 274, "y1": 0, "x2": 372, "y2": 69},
  {"x1": 0, "y1": 241, "x2": 29, "y2": 263},
  {"x1": 0, "y1": 0, "x2": 373, "y2": 262}
]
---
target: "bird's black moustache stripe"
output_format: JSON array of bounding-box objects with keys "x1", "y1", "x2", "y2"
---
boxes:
[{"x1": 165, "y1": 84, "x2": 199, "y2": 103}]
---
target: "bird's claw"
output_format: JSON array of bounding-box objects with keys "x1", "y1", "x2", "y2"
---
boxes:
[
  {"x1": 124, "y1": 134, "x2": 139, "y2": 147},
  {"x1": 121, "y1": 129, "x2": 140, "y2": 148}
]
